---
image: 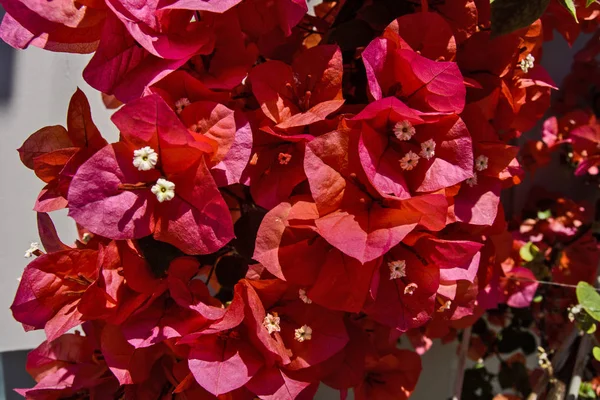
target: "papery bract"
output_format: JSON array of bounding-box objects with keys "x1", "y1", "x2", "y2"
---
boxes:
[
  {"x1": 354, "y1": 350, "x2": 422, "y2": 400},
  {"x1": 0, "y1": 0, "x2": 105, "y2": 53},
  {"x1": 68, "y1": 95, "x2": 234, "y2": 254},
  {"x1": 11, "y1": 249, "x2": 99, "y2": 341},
  {"x1": 304, "y1": 128, "x2": 447, "y2": 263},
  {"x1": 249, "y1": 45, "x2": 343, "y2": 129}
]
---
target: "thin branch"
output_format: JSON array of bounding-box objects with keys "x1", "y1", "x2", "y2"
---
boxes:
[
  {"x1": 506, "y1": 276, "x2": 600, "y2": 292},
  {"x1": 567, "y1": 333, "x2": 591, "y2": 400},
  {"x1": 527, "y1": 328, "x2": 578, "y2": 400},
  {"x1": 452, "y1": 326, "x2": 472, "y2": 400},
  {"x1": 566, "y1": 257, "x2": 600, "y2": 399},
  {"x1": 205, "y1": 262, "x2": 217, "y2": 285}
]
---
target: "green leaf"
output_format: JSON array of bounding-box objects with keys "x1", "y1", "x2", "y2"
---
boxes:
[
  {"x1": 580, "y1": 382, "x2": 597, "y2": 398},
  {"x1": 520, "y1": 242, "x2": 540, "y2": 262},
  {"x1": 559, "y1": 0, "x2": 579, "y2": 21},
  {"x1": 587, "y1": 0, "x2": 597, "y2": 7},
  {"x1": 491, "y1": 0, "x2": 551, "y2": 37},
  {"x1": 593, "y1": 346, "x2": 600, "y2": 361},
  {"x1": 537, "y1": 209, "x2": 552, "y2": 220},
  {"x1": 576, "y1": 282, "x2": 600, "y2": 321},
  {"x1": 587, "y1": 323, "x2": 597, "y2": 334},
  {"x1": 533, "y1": 295, "x2": 543, "y2": 303}
]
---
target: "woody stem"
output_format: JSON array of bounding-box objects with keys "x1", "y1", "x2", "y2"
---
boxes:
[
  {"x1": 566, "y1": 257, "x2": 600, "y2": 399},
  {"x1": 452, "y1": 325, "x2": 472, "y2": 400},
  {"x1": 118, "y1": 182, "x2": 152, "y2": 191}
]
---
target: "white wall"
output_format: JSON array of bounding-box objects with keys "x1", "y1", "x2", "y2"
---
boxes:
[{"x1": 0, "y1": 45, "x2": 117, "y2": 352}]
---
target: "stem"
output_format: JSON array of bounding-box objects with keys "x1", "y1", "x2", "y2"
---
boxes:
[
  {"x1": 506, "y1": 276, "x2": 600, "y2": 292},
  {"x1": 452, "y1": 326, "x2": 472, "y2": 400},
  {"x1": 421, "y1": 0, "x2": 429, "y2": 12},
  {"x1": 32, "y1": 249, "x2": 44, "y2": 257},
  {"x1": 566, "y1": 257, "x2": 600, "y2": 399},
  {"x1": 567, "y1": 334, "x2": 591, "y2": 400},
  {"x1": 527, "y1": 328, "x2": 578, "y2": 400},
  {"x1": 205, "y1": 262, "x2": 217, "y2": 285},
  {"x1": 118, "y1": 182, "x2": 151, "y2": 191}
]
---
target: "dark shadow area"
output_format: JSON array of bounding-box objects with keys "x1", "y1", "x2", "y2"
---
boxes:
[
  {"x1": 2, "y1": 350, "x2": 35, "y2": 399},
  {"x1": 0, "y1": 6, "x2": 16, "y2": 105}
]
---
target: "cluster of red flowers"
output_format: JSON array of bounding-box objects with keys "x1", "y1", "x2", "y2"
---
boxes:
[
  {"x1": 3, "y1": 0, "x2": 598, "y2": 398},
  {"x1": 512, "y1": 193, "x2": 599, "y2": 345},
  {"x1": 522, "y1": 18, "x2": 600, "y2": 179}
]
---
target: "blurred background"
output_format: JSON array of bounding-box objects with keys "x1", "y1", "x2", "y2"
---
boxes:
[{"x1": 0, "y1": 5, "x2": 593, "y2": 400}]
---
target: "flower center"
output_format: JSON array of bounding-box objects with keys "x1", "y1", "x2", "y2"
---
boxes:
[
  {"x1": 278, "y1": 152, "x2": 292, "y2": 165},
  {"x1": 393, "y1": 120, "x2": 416, "y2": 141},
  {"x1": 133, "y1": 146, "x2": 158, "y2": 171},
  {"x1": 294, "y1": 325, "x2": 313, "y2": 342},
  {"x1": 263, "y1": 312, "x2": 281, "y2": 334},
  {"x1": 151, "y1": 178, "x2": 176, "y2": 202},
  {"x1": 389, "y1": 260, "x2": 407, "y2": 280}
]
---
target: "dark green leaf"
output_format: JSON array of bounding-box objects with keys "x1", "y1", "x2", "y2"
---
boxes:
[
  {"x1": 491, "y1": 0, "x2": 551, "y2": 37},
  {"x1": 498, "y1": 327, "x2": 537, "y2": 355},
  {"x1": 215, "y1": 255, "x2": 248, "y2": 288},
  {"x1": 576, "y1": 282, "x2": 600, "y2": 321},
  {"x1": 510, "y1": 307, "x2": 535, "y2": 328},
  {"x1": 462, "y1": 367, "x2": 494, "y2": 400},
  {"x1": 472, "y1": 317, "x2": 489, "y2": 335},
  {"x1": 559, "y1": 0, "x2": 579, "y2": 21},
  {"x1": 328, "y1": 20, "x2": 375, "y2": 52},
  {"x1": 137, "y1": 235, "x2": 184, "y2": 277}
]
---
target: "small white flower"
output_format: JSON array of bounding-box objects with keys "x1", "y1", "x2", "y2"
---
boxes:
[
  {"x1": 263, "y1": 313, "x2": 281, "y2": 334},
  {"x1": 278, "y1": 152, "x2": 292, "y2": 165},
  {"x1": 393, "y1": 120, "x2": 416, "y2": 141},
  {"x1": 404, "y1": 282, "x2": 418, "y2": 295},
  {"x1": 568, "y1": 304, "x2": 582, "y2": 322},
  {"x1": 419, "y1": 139, "x2": 436, "y2": 160},
  {"x1": 133, "y1": 146, "x2": 158, "y2": 171},
  {"x1": 388, "y1": 260, "x2": 407, "y2": 280},
  {"x1": 151, "y1": 178, "x2": 176, "y2": 202},
  {"x1": 299, "y1": 288, "x2": 312, "y2": 304},
  {"x1": 294, "y1": 325, "x2": 313, "y2": 342},
  {"x1": 175, "y1": 97, "x2": 191, "y2": 114},
  {"x1": 400, "y1": 151, "x2": 420, "y2": 171},
  {"x1": 24, "y1": 242, "x2": 40, "y2": 258},
  {"x1": 466, "y1": 173, "x2": 478, "y2": 187},
  {"x1": 519, "y1": 54, "x2": 535, "y2": 73},
  {"x1": 475, "y1": 155, "x2": 489, "y2": 172}
]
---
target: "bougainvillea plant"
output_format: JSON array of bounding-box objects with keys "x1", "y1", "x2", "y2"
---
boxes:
[{"x1": 3, "y1": 0, "x2": 600, "y2": 398}]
